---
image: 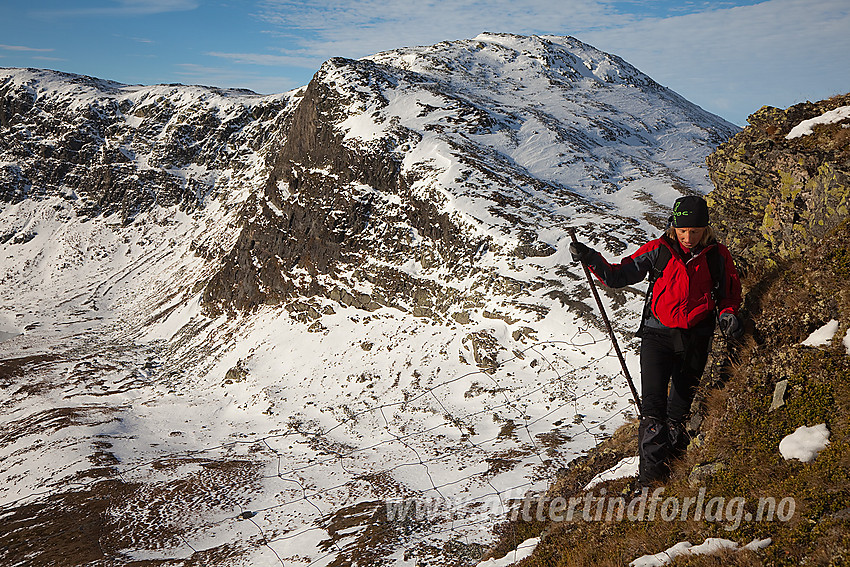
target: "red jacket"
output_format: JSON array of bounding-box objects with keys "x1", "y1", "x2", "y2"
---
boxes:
[{"x1": 586, "y1": 236, "x2": 742, "y2": 330}]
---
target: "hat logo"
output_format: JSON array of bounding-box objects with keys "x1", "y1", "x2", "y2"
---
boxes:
[{"x1": 671, "y1": 196, "x2": 708, "y2": 228}]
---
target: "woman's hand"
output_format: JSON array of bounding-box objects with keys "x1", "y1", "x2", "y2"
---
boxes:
[
  {"x1": 569, "y1": 241, "x2": 594, "y2": 264},
  {"x1": 719, "y1": 311, "x2": 744, "y2": 340}
]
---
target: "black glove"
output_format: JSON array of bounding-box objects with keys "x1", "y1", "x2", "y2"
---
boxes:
[
  {"x1": 569, "y1": 241, "x2": 594, "y2": 264},
  {"x1": 719, "y1": 312, "x2": 743, "y2": 340}
]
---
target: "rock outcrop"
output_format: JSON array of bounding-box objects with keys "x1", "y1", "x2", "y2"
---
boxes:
[{"x1": 707, "y1": 93, "x2": 850, "y2": 275}]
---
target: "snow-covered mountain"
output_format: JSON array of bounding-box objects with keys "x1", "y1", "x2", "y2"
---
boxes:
[{"x1": 0, "y1": 33, "x2": 738, "y2": 566}]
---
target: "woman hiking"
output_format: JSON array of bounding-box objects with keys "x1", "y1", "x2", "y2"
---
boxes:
[{"x1": 570, "y1": 195, "x2": 743, "y2": 487}]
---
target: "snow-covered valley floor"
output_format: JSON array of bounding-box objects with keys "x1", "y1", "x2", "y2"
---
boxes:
[{"x1": 0, "y1": 197, "x2": 637, "y2": 566}]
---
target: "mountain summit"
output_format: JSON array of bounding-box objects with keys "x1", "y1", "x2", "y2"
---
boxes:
[
  {"x1": 203, "y1": 33, "x2": 738, "y2": 317},
  {"x1": 0, "y1": 34, "x2": 737, "y2": 566}
]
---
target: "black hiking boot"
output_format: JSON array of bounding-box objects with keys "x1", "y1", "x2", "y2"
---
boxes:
[
  {"x1": 667, "y1": 419, "x2": 690, "y2": 459},
  {"x1": 638, "y1": 416, "x2": 672, "y2": 485}
]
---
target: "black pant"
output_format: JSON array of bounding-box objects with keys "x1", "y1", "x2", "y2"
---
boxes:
[
  {"x1": 640, "y1": 327, "x2": 712, "y2": 422},
  {"x1": 638, "y1": 326, "x2": 713, "y2": 484}
]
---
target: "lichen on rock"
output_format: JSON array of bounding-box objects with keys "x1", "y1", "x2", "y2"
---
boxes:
[{"x1": 707, "y1": 93, "x2": 850, "y2": 275}]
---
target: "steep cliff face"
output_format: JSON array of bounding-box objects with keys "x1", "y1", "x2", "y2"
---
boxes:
[
  {"x1": 202, "y1": 59, "x2": 482, "y2": 314},
  {"x1": 707, "y1": 94, "x2": 850, "y2": 275},
  {"x1": 202, "y1": 33, "x2": 739, "y2": 320}
]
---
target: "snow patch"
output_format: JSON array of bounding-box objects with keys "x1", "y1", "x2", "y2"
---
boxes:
[
  {"x1": 630, "y1": 537, "x2": 772, "y2": 567},
  {"x1": 475, "y1": 537, "x2": 539, "y2": 567},
  {"x1": 786, "y1": 105, "x2": 850, "y2": 139},
  {"x1": 779, "y1": 424, "x2": 830, "y2": 462},
  {"x1": 584, "y1": 455, "x2": 639, "y2": 490},
  {"x1": 0, "y1": 315, "x2": 22, "y2": 342},
  {"x1": 801, "y1": 319, "x2": 840, "y2": 347}
]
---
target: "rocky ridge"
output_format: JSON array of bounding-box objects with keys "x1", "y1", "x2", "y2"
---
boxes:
[
  {"x1": 202, "y1": 33, "x2": 739, "y2": 331},
  {"x1": 0, "y1": 68, "x2": 296, "y2": 223}
]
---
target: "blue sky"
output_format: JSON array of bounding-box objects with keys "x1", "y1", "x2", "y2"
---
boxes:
[{"x1": 1, "y1": 0, "x2": 847, "y2": 126}]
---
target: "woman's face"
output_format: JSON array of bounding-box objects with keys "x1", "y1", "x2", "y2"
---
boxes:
[{"x1": 675, "y1": 227, "x2": 706, "y2": 250}]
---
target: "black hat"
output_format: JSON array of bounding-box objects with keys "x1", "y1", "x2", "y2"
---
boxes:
[{"x1": 671, "y1": 196, "x2": 709, "y2": 228}]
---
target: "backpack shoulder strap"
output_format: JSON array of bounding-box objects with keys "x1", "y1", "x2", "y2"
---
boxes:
[
  {"x1": 649, "y1": 242, "x2": 672, "y2": 283},
  {"x1": 706, "y1": 245, "x2": 725, "y2": 300}
]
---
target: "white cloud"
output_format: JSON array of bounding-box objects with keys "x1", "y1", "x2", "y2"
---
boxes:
[
  {"x1": 34, "y1": 0, "x2": 199, "y2": 18},
  {"x1": 253, "y1": 0, "x2": 630, "y2": 59},
  {"x1": 0, "y1": 44, "x2": 54, "y2": 53},
  {"x1": 208, "y1": 0, "x2": 631, "y2": 73},
  {"x1": 581, "y1": 0, "x2": 850, "y2": 123},
  {"x1": 256, "y1": 0, "x2": 615, "y2": 31},
  {"x1": 206, "y1": 50, "x2": 324, "y2": 70}
]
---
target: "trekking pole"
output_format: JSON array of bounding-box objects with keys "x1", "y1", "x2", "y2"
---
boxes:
[{"x1": 568, "y1": 229, "x2": 642, "y2": 416}]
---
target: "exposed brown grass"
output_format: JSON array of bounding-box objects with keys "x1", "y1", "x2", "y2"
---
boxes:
[{"x1": 0, "y1": 457, "x2": 264, "y2": 566}]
